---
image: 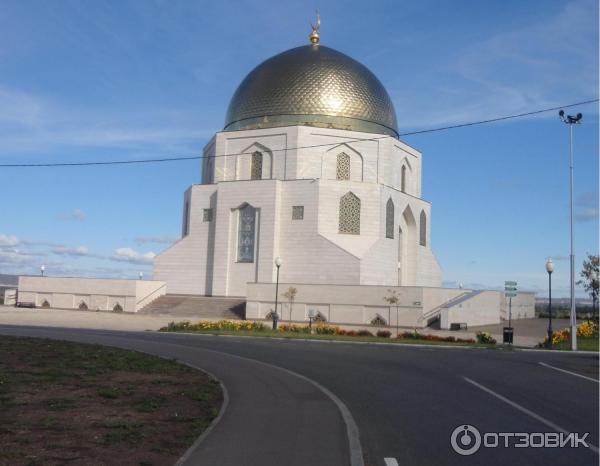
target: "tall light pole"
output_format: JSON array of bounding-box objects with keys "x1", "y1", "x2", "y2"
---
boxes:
[
  {"x1": 546, "y1": 258, "x2": 554, "y2": 349},
  {"x1": 559, "y1": 109, "x2": 582, "y2": 351},
  {"x1": 40, "y1": 264, "x2": 45, "y2": 277},
  {"x1": 273, "y1": 257, "x2": 283, "y2": 330},
  {"x1": 592, "y1": 270, "x2": 599, "y2": 321}
]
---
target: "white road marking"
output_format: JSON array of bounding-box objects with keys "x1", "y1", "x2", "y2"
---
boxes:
[
  {"x1": 384, "y1": 458, "x2": 399, "y2": 466},
  {"x1": 539, "y1": 362, "x2": 600, "y2": 383},
  {"x1": 463, "y1": 376, "x2": 599, "y2": 454}
]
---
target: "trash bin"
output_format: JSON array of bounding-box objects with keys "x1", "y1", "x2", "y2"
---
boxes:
[{"x1": 503, "y1": 327, "x2": 514, "y2": 344}]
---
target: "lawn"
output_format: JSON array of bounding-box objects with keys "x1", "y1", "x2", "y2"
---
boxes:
[
  {"x1": 551, "y1": 336, "x2": 599, "y2": 351},
  {"x1": 0, "y1": 336, "x2": 223, "y2": 466}
]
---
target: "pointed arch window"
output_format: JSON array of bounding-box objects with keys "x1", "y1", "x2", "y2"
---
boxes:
[
  {"x1": 183, "y1": 200, "x2": 190, "y2": 236},
  {"x1": 386, "y1": 198, "x2": 394, "y2": 239},
  {"x1": 238, "y1": 204, "x2": 256, "y2": 262},
  {"x1": 419, "y1": 210, "x2": 427, "y2": 246},
  {"x1": 336, "y1": 153, "x2": 350, "y2": 180},
  {"x1": 401, "y1": 165, "x2": 407, "y2": 193},
  {"x1": 339, "y1": 192, "x2": 360, "y2": 234},
  {"x1": 251, "y1": 151, "x2": 263, "y2": 180}
]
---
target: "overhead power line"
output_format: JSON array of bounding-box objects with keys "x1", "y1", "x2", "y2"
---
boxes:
[{"x1": 1, "y1": 98, "x2": 597, "y2": 168}]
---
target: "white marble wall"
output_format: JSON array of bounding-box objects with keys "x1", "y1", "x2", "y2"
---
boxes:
[{"x1": 154, "y1": 125, "x2": 442, "y2": 296}]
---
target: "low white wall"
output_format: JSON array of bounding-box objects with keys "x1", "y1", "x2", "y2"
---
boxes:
[
  {"x1": 500, "y1": 292, "x2": 536, "y2": 321},
  {"x1": 17, "y1": 276, "x2": 166, "y2": 312},
  {"x1": 247, "y1": 283, "x2": 481, "y2": 328},
  {"x1": 440, "y1": 291, "x2": 502, "y2": 329}
]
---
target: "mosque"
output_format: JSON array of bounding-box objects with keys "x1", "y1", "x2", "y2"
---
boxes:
[
  {"x1": 154, "y1": 24, "x2": 442, "y2": 297},
  {"x1": 15, "y1": 23, "x2": 535, "y2": 328}
]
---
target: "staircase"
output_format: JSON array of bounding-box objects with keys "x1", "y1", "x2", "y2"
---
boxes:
[
  {"x1": 423, "y1": 290, "x2": 486, "y2": 327},
  {"x1": 138, "y1": 294, "x2": 246, "y2": 320}
]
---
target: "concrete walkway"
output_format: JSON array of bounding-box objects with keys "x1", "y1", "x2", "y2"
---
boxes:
[{"x1": 0, "y1": 306, "x2": 192, "y2": 331}]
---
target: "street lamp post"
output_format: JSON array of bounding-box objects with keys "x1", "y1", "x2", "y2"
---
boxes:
[
  {"x1": 272, "y1": 257, "x2": 283, "y2": 330},
  {"x1": 559, "y1": 109, "x2": 582, "y2": 351},
  {"x1": 40, "y1": 265, "x2": 45, "y2": 277},
  {"x1": 592, "y1": 271, "x2": 599, "y2": 322},
  {"x1": 546, "y1": 258, "x2": 554, "y2": 349}
]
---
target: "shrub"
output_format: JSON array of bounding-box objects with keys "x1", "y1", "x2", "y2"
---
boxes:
[
  {"x1": 577, "y1": 320, "x2": 598, "y2": 337},
  {"x1": 160, "y1": 320, "x2": 266, "y2": 332},
  {"x1": 376, "y1": 330, "x2": 391, "y2": 338},
  {"x1": 356, "y1": 330, "x2": 373, "y2": 337},
  {"x1": 476, "y1": 332, "x2": 497, "y2": 345},
  {"x1": 314, "y1": 324, "x2": 337, "y2": 335}
]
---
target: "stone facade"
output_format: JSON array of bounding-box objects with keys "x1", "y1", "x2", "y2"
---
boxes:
[
  {"x1": 17, "y1": 276, "x2": 166, "y2": 313},
  {"x1": 245, "y1": 282, "x2": 535, "y2": 328},
  {"x1": 154, "y1": 125, "x2": 442, "y2": 296}
]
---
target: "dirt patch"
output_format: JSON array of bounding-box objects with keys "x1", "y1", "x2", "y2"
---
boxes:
[{"x1": 0, "y1": 336, "x2": 223, "y2": 466}]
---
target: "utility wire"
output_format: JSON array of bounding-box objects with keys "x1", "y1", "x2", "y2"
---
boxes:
[{"x1": 1, "y1": 98, "x2": 597, "y2": 168}]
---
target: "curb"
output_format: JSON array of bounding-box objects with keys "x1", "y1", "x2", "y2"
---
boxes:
[
  {"x1": 155, "y1": 339, "x2": 365, "y2": 466},
  {"x1": 174, "y1": 366, "x2": 229, "y2": 466}
]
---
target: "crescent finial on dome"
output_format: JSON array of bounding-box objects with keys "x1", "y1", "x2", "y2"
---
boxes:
[{"x1": 309, "y1": 11, "x2": 320, "y2": 45}]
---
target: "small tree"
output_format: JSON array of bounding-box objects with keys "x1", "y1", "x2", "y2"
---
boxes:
[
  {"x1": 577, "y1": 253, "x2": 599, "y2": 319},
  {"x1": 282, "y1": 287, "x2": 297, "y2": 323},
  {"x1": 383, "y1": 289, "x2": 401, "y2": 336}
]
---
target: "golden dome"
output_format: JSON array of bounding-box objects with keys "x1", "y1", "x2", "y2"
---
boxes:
[{"x1": 224, "y1": 45, "x2": 398, "y2": 137}]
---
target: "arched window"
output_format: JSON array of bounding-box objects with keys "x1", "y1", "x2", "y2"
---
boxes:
[
  {"x1": 386, "y1": 198, "x2": 394, "y2": 239},
  {"x1": 419, "y1": 210, "x2": 427, "y2": 246},
  {"x1": 251, "y1": 151, "x2": 263, "y2": 180},
  {"x1": 401, "y1": 165, "x2": 407, "y2": 193},
  {"x1": 113, "y1": 303, "x2": 123, "y2": 312},
  {"x1": 313, "y1": 311, "x2": 327, "y2": 323},
  {"x1": 78, "y1": 301, "x2": 88, "y2": 310},
  {"x1": 238, "y1": 204, "x2": 256, "y2": 262},
  {"x1": 370, "y1": 314, "x2": 387, "y2": 326},
  {"x1": 339, "y1": 192, "x2": 360, "y2": 234},
  {"x1": 183, "y1": 200, "x2": 189, "y2": 236},
  {"x1": 336, "y1": 153, "x2": 350, "y2": 180},
  {"x1": 41, "y1": 299, "x2": 50, "y2": 308}
]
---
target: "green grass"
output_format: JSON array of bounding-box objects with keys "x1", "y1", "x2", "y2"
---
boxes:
[
  {"x1": 0, "y1": 335, "x2": 223, "y2": 465},
  {"x1": 551, "y1": 336, "x2": 599, "y2": 351},
  {"x1": 160, "y1": 328, "x2": 496, "y2": 348}
]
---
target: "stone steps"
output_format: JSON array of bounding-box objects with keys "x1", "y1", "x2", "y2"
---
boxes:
[{"x1": 138, "y1": 294, "x2": 245, "y2": 319}]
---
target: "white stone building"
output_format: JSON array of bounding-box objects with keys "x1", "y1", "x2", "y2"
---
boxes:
[{"x1": 154, "y1": 37, "x2": 442, "y2": 298}]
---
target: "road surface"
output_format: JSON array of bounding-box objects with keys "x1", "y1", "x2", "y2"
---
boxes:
[{"x1": 0, "y1": 325, "x2": 597, "y2": 466}]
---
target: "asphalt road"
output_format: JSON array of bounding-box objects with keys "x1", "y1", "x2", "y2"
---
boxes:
[{"x1": 0, "y1": 326, "x2": 598, "y2": 466}]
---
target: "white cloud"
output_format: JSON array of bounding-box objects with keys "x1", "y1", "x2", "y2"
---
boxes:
[
  {"x1": 575, "y1": 208, "x2": 599, "y2": 222},
  {"x1": 394, "y1": 0, "x2": 598, "y2": 130},
  {"x1": 134, "y1": 235, "x2": 178, "y2": 245},
  {"x1": 52, "y1": 245, "x2": 89, "y2": 257},
  {"x1": 0, "y1": 234, "x2": 19, "y2": 247},
  {"x1": 58, "y1": 209, "x2": 86, "y2": 222},
  {"x1": 112, "y1": 247, "x2": 156, "y2": 265}
]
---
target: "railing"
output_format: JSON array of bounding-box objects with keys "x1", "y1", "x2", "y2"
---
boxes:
[
  {"x1": 421, "y1": 292, "x2": 469, "y2": 323},
  {"x1": 135, "y1": 284, "x2": 167, "y2": 311},
  {"x1": 3, "y1": 289, "x2": 17, "y2": 306}
]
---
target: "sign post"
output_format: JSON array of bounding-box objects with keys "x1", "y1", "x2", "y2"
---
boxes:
[{"x1": 504, "y1": 281, "x2": 517, "y2": 344}]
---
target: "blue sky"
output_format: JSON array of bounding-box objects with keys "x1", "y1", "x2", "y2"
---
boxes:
[{"x1": 0, "y1": 0, "x2": 597, "y2": 297}]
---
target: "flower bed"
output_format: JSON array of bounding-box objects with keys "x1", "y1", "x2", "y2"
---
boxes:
[
  {"x1": 537, "y1": 320, "x2": 599, "y2": 347},
  {"x1": 396, "y1": 330, "x2": 476, "y2": 344},
  {"x1": 162, "y1": 320, "x2": 267, "y2": 332},
  {"x1": 159, "y1": 320, "x2": 483, "y2": 344}
]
